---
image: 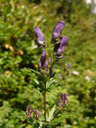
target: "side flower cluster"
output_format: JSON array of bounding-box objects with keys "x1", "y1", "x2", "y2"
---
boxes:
[
  {"x1": 26, "y1": 105, "x2": 39, "y2": 119},
  {"x1": 58, "y1": 93, "x2": 68, "y2": 109}
]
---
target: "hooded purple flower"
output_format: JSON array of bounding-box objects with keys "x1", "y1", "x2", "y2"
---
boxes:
[
  {"x1": 57, "y1": 93, "x2": 68, "y2": 108},
  {"x1": 52, "y1": 21, "x2": 65, "y2": 40},
  {"x1": 26, "y1": 105, "x2": 32, "y2": 118},
  {"x1": 64, "y1": 94, "x2": 68, "y2": 106},
  {"x1": 54, "y1": 36, "x2": 68, "y2": 58},
  {"x1": 38, "y1": 51, "x2": 52, "y2": 75},
  {"x1": 33, "y1": 110, "x2": 39, "y2": 119},
  {"x1": 38, "y1": 50, "x2": 46, "y2": 68},
  {"x1": 58, "y1": 97, "x2": 63, "y2": 108},
  {"x1": 34, "y1": 27, "x2": 45, "y2": 47}
]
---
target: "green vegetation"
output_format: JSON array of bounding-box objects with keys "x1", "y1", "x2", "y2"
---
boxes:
[{"x1": 0, "y1": 0, "x2": 96, "y2": 127}]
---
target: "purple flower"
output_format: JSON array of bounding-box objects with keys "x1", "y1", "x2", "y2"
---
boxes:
[
  {"x1": 38, "y1": 51, "x2": 52, "y2": 73},
  {"x1": 48, "y1": 58, "x2": 52, "y2": 76},
  {"x1": 58, "y1": 97, "x2": 63, "y2": 108},
  {"x1": 57, "y1": 93, "x2": 68, "y2": 108},
  {"x1": 38, "y1": 50, "x2": 46, "y2": 68},
  {"x1": 52, "y1": 21, "x2": 65, "y2": 40},
  {"x1": 54, "y1": 36, "x2": 68, "y2": 58},
  {"x1": 34, "y1": 27, "x2": 45, "y2": 47},
  {"x1": 26, "y1": 105, "x2": 32, "y2": 118},
  {"x1": 49, "y1": 57, "x2": 52, "y2": 63},
  {"x1": 48, "y1": 67, "x2": 52, "y2": 76},
  {"x1": 33, "y1": 110, "x2": 39, "y2": 119},
  {"x1": 64, "y1": 94, "x2": 68, "y2": 106}
]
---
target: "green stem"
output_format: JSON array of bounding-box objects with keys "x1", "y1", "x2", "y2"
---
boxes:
[{"x1": 44, "y1": 83, "x2": 46, "y2": 122}]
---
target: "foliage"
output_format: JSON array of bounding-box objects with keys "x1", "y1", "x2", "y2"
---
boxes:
[{"x1": 0, "y1": 0, "x2": 96, "y2": 128}]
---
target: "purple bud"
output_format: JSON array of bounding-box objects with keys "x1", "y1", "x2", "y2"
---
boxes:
[
  {"x1": 34, "y1": 27, "x2": 45, "y2": 47},
  {"x1": 49, "y1": 57, "x2": 52, "y2": 63},
  {"x1": 38, "y1": 50, "x2": 46, "y2": 68},
  {"x1": 26, "y1": 105, "x2": 32, "y2": 118},
  {"x1": 52, "y1": 21, "x2": 65, "y2": 40},
  {"x1": 54, "y1": 36, "x2": 68, "y2": 58},
  {"x1": 58, "y1": 97, "x2": 63, "y2": 108},
  {"x1": 64, "y1": 94, "x2": 68, "y2": 106},
  {"x1": 38, "y1": 51, "x2": 52, "y2": 76},
  {"x1": 58, "y1": 93, "x2": 68, "y2": 108},
  {"x1": 48, "y1": 67, "x2": 52, "y2": 76},
  {"x1": 33, "y1": 110, "x2": 39, "y2": 119}
]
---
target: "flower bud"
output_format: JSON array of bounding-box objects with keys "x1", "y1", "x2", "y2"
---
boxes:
[
  {"x1": 48, "y1": 67, "x2": 52, "y2": 76},
  {"x1": 52, "y1": 21, "x2": 65, "y2": 40},
  {"x1": 57, "y1": 93, "x2": 68, "y2": 109},
  {"x1": 64, "y1": 94, "x2": 68, "y2": 106},
  {"x1": 38, "y1": 51, "x2": 52, "y2": 76},
  {"x1": 26, "y1": 105, "x2": 32, "y2": 118},
  {"x1": 38, "y1": 50, "x2": 46, "y2": 68},
  {"x1": 58, "y1": 97, "x2": 63, "y2": 108},
  {"x1": 33, "y1": 110, "x2": 39, "y2": 119},
  {"x1": 34, "y1": 27, "x2": 45, "y2": 48}
]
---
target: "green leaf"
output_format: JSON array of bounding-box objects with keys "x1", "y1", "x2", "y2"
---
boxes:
[
  {"x1": 46, "y1": 78, "x2": 56, "y2": 89},
  {"x1": 28, "y1": 68, "x2": 41, "y2": 76},
  {"x1": 47, "y1": 105, "x2": 56, "y2": 122}
]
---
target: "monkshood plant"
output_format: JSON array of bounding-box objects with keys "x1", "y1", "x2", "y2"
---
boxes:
[{"x1": 26, "y1": 21, "x2": 69, "y2": 128}]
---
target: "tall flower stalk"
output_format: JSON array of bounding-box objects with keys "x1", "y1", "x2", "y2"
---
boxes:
[
  {"x1": 26, "y1": 21, "x2": 69, "y2": 127},
  {"x1": 44, "y1": 80, "x2": 46, "y2": 122}
]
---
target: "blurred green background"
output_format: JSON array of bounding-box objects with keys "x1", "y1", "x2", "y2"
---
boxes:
[{"x1": 0, "y1": 0, "x2": 96, "y2": 127}]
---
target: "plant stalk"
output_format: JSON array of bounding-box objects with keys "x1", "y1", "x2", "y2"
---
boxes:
[{"x1": 44, "y1": 83, "x2": 46, "y2": 122}]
